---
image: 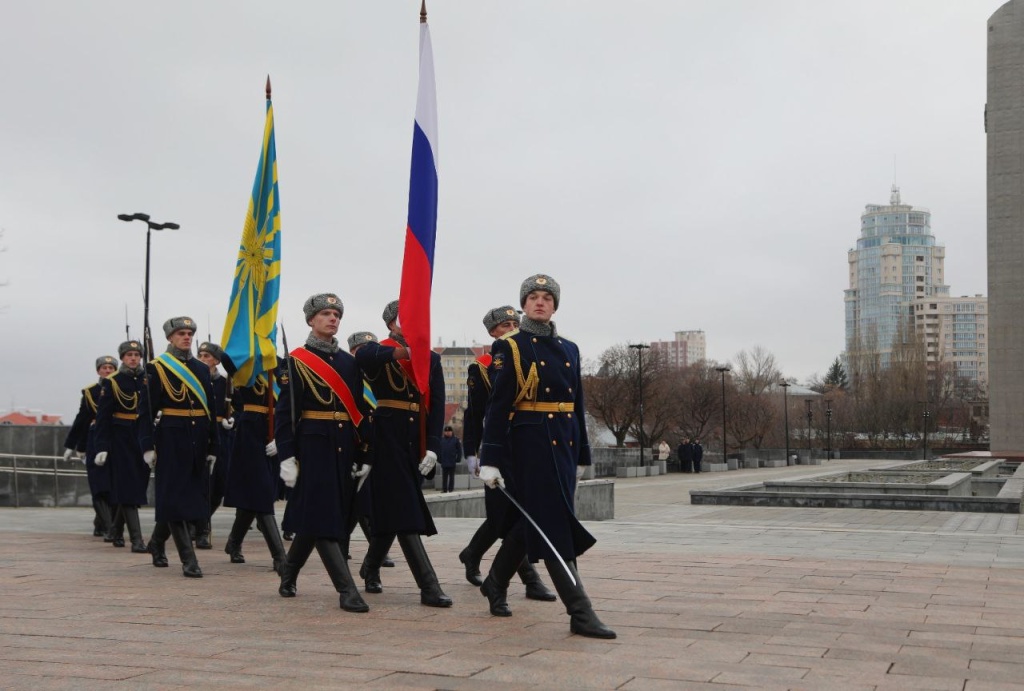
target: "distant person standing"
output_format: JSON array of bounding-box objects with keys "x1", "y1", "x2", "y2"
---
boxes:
[
  {"x1": 657, "y1": 440, "x2": 671, "y2": 463},
  {"x1": 677, "y1": 438, "x2": 694, "y2": 473},
  {"x1": 693, "y1": 439, "x2": 704, "y2": 474},
  {"x1": 439, "y1": 426, "x2": 462, "y2": 493}
]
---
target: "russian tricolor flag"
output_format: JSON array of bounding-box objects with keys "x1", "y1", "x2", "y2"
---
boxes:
[{"x1": 399, "y1": 9, "x2": 438, "y2": 406}]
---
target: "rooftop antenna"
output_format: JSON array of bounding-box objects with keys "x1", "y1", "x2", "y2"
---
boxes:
[{"x1": 890, "y1": 155, "x2": 901, "y2": 206}]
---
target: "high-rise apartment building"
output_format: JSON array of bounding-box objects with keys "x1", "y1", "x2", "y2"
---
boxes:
[
  {"x1": 912, "y1": 294, "x2": 989, "y2": 389},
  {"x1": 650, "y1": 330, "x2": 706, "y2": 368},
  {"x1": 433, "y1": 342, "x2": 491, "y2": 428}
]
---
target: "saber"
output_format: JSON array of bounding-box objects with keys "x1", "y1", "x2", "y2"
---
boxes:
[{"x1": 497, "y1": 484, "x2": 575, "y2": 586}]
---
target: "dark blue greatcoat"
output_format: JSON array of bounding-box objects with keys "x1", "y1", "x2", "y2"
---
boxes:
[
  {"x1": 463, "y1": 356, "x2": 515, "y2": 524},
  {"x1": 138, "y1": 356, "x2": 217, "y2": 523},
  {"x1": 66, "y1": 383, "x2": 110, "y2": 497},
  {"x1": 95, "y1": 371, "x2": 149, "y2": 506},
  {"x1": 225, "y1": 373, "x2": 278, "y2": 515},
  {"x1": 355, "y1": 341, "x2": 444, "y2": 537},
  {"x1": 480, "y1": 329, "x2": 596, "y2": 562},
  {"x1": 207, "y1": 373, "x2": 232, "y2": 505},
  {"x1": 274, "y1": 347, "x2": 371, "y2": 539}
]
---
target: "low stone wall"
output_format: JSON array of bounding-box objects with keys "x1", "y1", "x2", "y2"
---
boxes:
[{"x1": 425, "y1": 479, "x2": 614, "y2": 521}]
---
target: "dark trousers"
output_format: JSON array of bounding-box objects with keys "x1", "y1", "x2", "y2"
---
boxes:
[{"x1": 441, "y1": 467, "x2": 455, "y2": 493}]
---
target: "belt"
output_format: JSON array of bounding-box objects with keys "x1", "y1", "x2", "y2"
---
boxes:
[
  {"x1": 161, "y1": 408, "x2": 207, "y2": 418},
  {"x1": 514, "y1": 401, "x2": 575, "y2": 413},
  {"x1": 243, "y1": 404, "x2": 270, "y2": 414},
  {"x1": 216, "y1": 416, "x2": 225, "y2": 422},
  {"x1": 112, "y1": 412, "x2": 139, "y2": 421},
  {"x1": 301, "y1": 410, "x2": 350, "y2": 421},
  {"x1": 377, "y1": 399, "x2": 420, "y2": 412}
]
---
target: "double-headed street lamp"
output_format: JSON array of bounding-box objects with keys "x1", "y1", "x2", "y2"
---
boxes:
[
  {"x1": 715, "y1": 366, "x2": 731, "y2": 466},
  {"x1": 825, "y1": 399, "x2": 833, "y2": 461},
  {"x1": 629, "y1": 343, "x2": 650, "y2": 467},
  {"x1": 779, "y1": 381, "x2": 791, "y2": 465},
  {"x1": 805, "y1": 399, "x2": 813, "y2": 455},
  {"x1": 117, "y1": 213, "x2": 180, "y2": 362}
]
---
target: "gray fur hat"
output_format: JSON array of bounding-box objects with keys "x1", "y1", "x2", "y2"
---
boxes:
[
  {"x1": 303, "y1": 293, "x2": 344, "y2": 323},
  {"x1": 118, "y1": 340, "x2": 143, "y2": 359},
  {"x1": 197, "y1": 342, "x2": 225, "y2": 362},
  {"x1": 162, "y1": 316, "x2": 197, "y2": 338},
  {"x1": 519, "y1": 274, "x2": 560, "y2": 309},
  {"x1": 483, "y1": 305, "x2": 520, "y2": 333},
  {"x1": 347, "y1": 331, "x2": 378, "y2": 352},
  {"x1": 95, "y1": 355, "x2": 117, "y2": 371},
  {"x1": 381, "y1": 299, "x2": 399, "y2": 327}
]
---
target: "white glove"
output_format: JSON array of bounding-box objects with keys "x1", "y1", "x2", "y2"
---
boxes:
[
  {"x1": 265, "y1": 440, "x2": 278, "y2": 457},
  {"x1": 479, "y1": 465, "x2": 504, "y2": 489},
  {"x1": 63, "y1": 448, "x2": 75, "y2": 462},
  {"x1": 576, "y1": 465, "x2": 586, "y2": 481},
  {"x1": 94, "y1": 451, "x2": 108, "y2": 467},
  {"x1": 206, "y1": 455, "x2": 217, "y2": 471},
  {"x1": 352, "y1": 463, "x2": 371, "y2": 492},
  {"x1": 418, "y1": 450, "x2": 437, "y2": 477},
  {"x1": 221, "y1": 417, "x2": 235, "y2": 430},
  {"x1": 466, "y1": 455, "x2": 480, "y2": 476},
  {"x1": 280, "y1": 457, "x2": 299, "y2": 487},
  {"x1": 143, "y1": 450, "x2": 157, "y2": 469},
  {"x1": 153, "y1": 411, "x2": 162, "y2": 426}
]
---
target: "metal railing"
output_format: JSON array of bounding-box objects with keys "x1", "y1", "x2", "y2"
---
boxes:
[{"x1": 0, "y1": 453, "x2": 90, "y2": 508}]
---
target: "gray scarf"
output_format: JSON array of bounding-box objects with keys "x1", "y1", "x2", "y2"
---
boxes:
[
  {"x1": 518, "y1": 315, "x2": 557, "y2": 338},
  {"x1": 166, "y1": 345, "x2": 191, "y2": 361},
  {"x1": 118, "y1": 363, "x2": 144, "y2": 377},
  {"x1": 306, "y1": 332, "x2": 339, "y2": 354}
]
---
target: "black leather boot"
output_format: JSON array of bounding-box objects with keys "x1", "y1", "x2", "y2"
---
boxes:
[
  {"x1": 544, "y1": 559, "x2": 616, "y2": 639},
  {"x1": 169, "y1": 522, "x2": 203, "y2": 578},
  {"x1": 359, "y1": 534, "x2": 395, "y2": 594},
  {"x1": 397, "y1": 533, "x2": 452, "y2": 608},
  {"x1": 317, "y1": 539, "x2": 369, "y2": 613},
  {"x1": 148, "y1": 522, "x2": 170, "y2": 567},
  {"x1": 123, "y1": 506, "x2": 148, "y2": 553},
  {"x1": 459, "y1": 518, "x2": 497, "y2": 586},
  {"x1": 518, "y1": 560, "x2": 557, "y2": 601},
  {"x1": 225, "y1": 510, "x2": 254, "y2": 564},
  {"x1": 279, "y1": 533, "x2": 315, "y2": 597},
  {"x1": 195, "y1": 519, "x2": 213, "y2": 550},
  {"x1": 359, "y1": 516, "x2": 395, "y2": 567},
  {"x1": 256, "y1": 513, "x2": 288, "y2": 575},
  {"x1": 480, "y1": 527, "x2": 525, "y2": 616},
  {"x1": 94, "y1": 497, "x2": 113, "y2": 538},
  {"x1": 109, "y1": 507, "x2": 126, "y2": 547}
]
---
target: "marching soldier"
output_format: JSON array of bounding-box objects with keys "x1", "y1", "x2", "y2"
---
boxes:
[
  {"x1": 477, "y1": 274, "x2": 615, "y2": 639},
  {"x1": 138, "y1": 316, "x2": 218, "y2": 578},
  {"x1": 64, "y1": 355, "x2": 118, "y2": 538},
  {"x1": 94, "y1": 340, "x2": 150, "y2": 553},
  {"x1": 354, "y1": 300, "x2": 451, "y2": 608},
  {"x1": 459, "y1": 305, "x2": 555, "y2": 602},
  {"x1": 195, "y1": 341, "x2": 233, "y2": 549},
  {"x1": 274, "y1": 293, "x2": 372, "y2": 613}
]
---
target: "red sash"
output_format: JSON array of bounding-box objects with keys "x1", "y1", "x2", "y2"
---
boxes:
[{"x1": 290, "y1": 347, "x2": 364, "y2": 426}]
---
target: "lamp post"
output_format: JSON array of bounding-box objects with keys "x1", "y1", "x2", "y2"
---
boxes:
[
  {"x1": 117, "y1": 213, "x2": 180, "y2": 363},
  {"x1": 825, "y1": 399, "x2": 833, "y2": 461},
  {"x1": 629, "y1": 343, "x2": 650, "y2": 467},
  {"x1": 805, "y1": 399, "x2": 813, "y2": 456},
  {"x1": 715, "y1": 366, "x2": 730, "y2": 466},
  {"x1": 779, "y1": 381, "x2": 791, "y2": 465},
  {"x1": 922, "y1": 404, "x2": 931, "y2": 460}
]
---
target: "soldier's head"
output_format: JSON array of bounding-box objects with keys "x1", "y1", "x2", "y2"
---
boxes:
[
  {"x1": 382, "y1": 300, "x2": 400, "y2": 336},
  {"x1": 163, "y1": 316, "x2": 196, "y2": 352},
  {"x1": 519, "y1": 274, "x2": 559, "y2": 323},
  {"x1": 303, "y1": 293, "x2": 343, "y2": 339},
  {"x1": 347, "y1": 331, "x2": 378, "y2": 355},
  {"x1": 482, "y1": 305, "x2": 520, "y2": 339},
  {"x1": 118, "y1": 341, "x2": 143, "y2": 369},
  {"x1": 197, "y1": 342, "x2": 224, "y2": 371},
  {"x1": 444, "y1": 425, "x2": 454, "y2": 437},
  {"x1": 95, "y1": 355, "x2": 117, "y2": 377}
]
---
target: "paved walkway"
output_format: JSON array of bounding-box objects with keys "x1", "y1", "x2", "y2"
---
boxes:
[{"x1": 2, "y1": 459, "x2": 1024, "y2": 689}]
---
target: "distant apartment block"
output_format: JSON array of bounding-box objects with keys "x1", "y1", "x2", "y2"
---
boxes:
[
  {"x1": 650, "y1": 330, "x2": 706, "y2": 368},
  {"x1": 913, "y1": 294, "x2": 989, "y2": 389},
  {"x1": 433, "y1": 342, "x2": 492, "y2": 428}
]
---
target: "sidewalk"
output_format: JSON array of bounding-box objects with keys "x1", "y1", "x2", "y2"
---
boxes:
[{"x1": 2, "y1": 459, "x2": 1023, "y2": 689}]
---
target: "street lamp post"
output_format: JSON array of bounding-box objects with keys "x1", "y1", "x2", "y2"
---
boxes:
[
  {"x1": 117, "y1": 213, "x2": 180, "y2": 362},
  {"x1": 779, "y1": 381, "x2": 791, "y2": 465},
  {"x1": 805, "y1": 399, "x2": 813, "y2": 457},
  {"x1": 825, "y1": 399, "x2": 833, "y2": 461},
  {"x1": 922, "y1": 405, "x2": 931, "y2": 460},
  {"x1": 629, "y1": 343, "x2": 650, "y2": 467},
  {"x1": 715, "y1": 366, "x2": 731, "y2": 467}
]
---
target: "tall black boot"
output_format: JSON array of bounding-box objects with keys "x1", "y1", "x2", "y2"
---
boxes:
[
  {"x1": 279, "y1": 533, "x2": 315, "y2": 597},
  {"x1": 109, "y1": 507, "x2": 126, "y2": 548},
  {"x1": 359, "y1": 534, "x2": 395, "y2": 594},
  {"x1": 123, "y1": 506, "x2": 148, "y2": 553},
  {"x1": 195, "y1": 519, "x2": 213, "y2": 550},
  {"x1": 359, "y1": 516, "x2": 394, "y2": 567},
  {"x1": 518, "y1": 560, "x2": 557, "y2": 601},
  {"x1": 225, "y1": 510, "x2": 255, "y2": 564},
  {"x1": 256, "y1": 513, "x2": 288, "y2": 575},
  {"x1": 147, "y1": 521, "x2": 170, "y2": 567},
  {"x1": 316, "y1": 539, "x2": 369, "y2": 613},
  {"x1": 397, "y1": 533, "x2": 452, "y2": 608},
  {"x1": 94, "y1": 497, "x2": 113, "y2": 538},
  {"x1": 544, "y1": 559, "x2": 616, "y2": 639},
  {"x1": 480, "y1": 531, "x2": 526, "y2": 617},
  {"x1": 169, "y1": 521, "x2": 203, "y2": 578},
  {"x1": 459, "y1": 518, "x2": 498, "y2": 586}
]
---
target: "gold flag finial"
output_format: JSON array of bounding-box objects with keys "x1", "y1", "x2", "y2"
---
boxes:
[
  {"x1": 265, "y1": 75, "x2": 272, "y2": 100},
  {"x1": 420, "y1": 0, "x2": 427, "y2": 23}
]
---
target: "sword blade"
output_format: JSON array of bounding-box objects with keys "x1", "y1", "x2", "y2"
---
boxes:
[{"x1": 497, "y1": 484, "x2": 576, "y2": 586}]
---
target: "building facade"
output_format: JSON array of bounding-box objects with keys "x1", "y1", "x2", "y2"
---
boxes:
[
  {"x1": 650, "y1": 330, "x2": 706, "y2": 368},
  {"x1": 912, "y1": 294, "x2": 989, "y2": 390},
  {"x1": 433, "y1": 343, "x2": 491, "y2": 429}
]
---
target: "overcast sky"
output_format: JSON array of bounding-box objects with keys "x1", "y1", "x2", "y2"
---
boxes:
[{"x1": 0, "y1": 1, "x2": 1005, "y2": 421}]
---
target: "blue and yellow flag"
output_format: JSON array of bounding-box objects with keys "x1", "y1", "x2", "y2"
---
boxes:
[{"x1": 222, "y1": 78, "x2": 282, "y2": 388}]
